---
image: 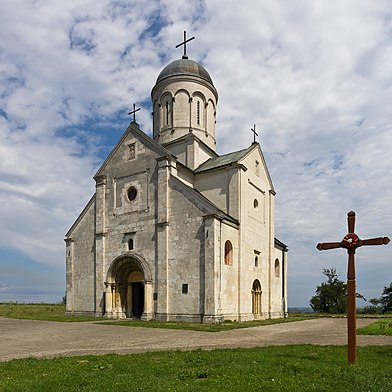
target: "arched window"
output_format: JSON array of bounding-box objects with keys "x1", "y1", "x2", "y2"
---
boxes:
[
  {"x1": 165, "y1": 101, "x2": 169, "y2": 125},
  {"x1": 255, "y1": 256, "x2": 259, "y2": 267},
  {"x1": 161, "y1": 95, "x2": 172, "y2": 127},
  {"x1": 275, "y1": 258, "x2": 280, "y2": 278},
  {"x1": 224, "y1": 240, "x2": 233, "y2": 265},
  {"x1": 193, "y1": 95, "x2": 205, "y2": 128},
  {"x1": 252, "y1": 280, "x2": 262, "y2": 316},
  {"x1": 128, "y1": 238, "x2": 134, "y2": 251}
]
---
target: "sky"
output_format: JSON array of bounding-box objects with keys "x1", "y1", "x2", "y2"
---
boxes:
[{"x1": 0, "y1": 0, "x2": 391, "y2": 307}]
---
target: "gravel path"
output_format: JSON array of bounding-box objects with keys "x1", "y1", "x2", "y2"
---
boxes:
[{"x1": 1, "y1": 317, "x2": 390, "y2": 362}]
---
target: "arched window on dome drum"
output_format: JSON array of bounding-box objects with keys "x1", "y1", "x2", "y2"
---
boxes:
[
  {"x1": 193, "y1": 95, "x2": 204, "y2": 129},
  {"x1": 224, "y1": 240, "x2": 233, "y2": 265},
  {"x1": 161, "y1": 95, "x2": 172, "y2": 128},
  {"x1": 165, "y1": 101, "x2": 169, "y2": 125}
]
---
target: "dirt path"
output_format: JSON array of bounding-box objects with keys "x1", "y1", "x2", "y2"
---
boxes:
[{"x1": 0, "y1": 317, "x2": 390, "y2": 362}]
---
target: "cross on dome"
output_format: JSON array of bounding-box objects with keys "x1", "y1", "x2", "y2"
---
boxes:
[{"x1": 175, "y1": 30, "x2": 195, "y2": 59}]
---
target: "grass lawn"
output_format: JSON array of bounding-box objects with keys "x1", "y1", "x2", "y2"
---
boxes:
[
  {"x1": 357, "y1": 318, "x2": 392, "y2": 336},
  {"x1": 0, "y1": 346, "x2": 391, "y2": 392},
  {"x1": 0, "y1": 303, "x2": 97, "y2": 322}
]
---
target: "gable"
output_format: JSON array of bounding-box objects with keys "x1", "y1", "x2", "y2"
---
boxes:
[
  {"x1": 238, "y1": 143, "x2": 275, "y2": 193},
  {"x1": 94, "y1": 122, "x2": 172, "y2": 179}
]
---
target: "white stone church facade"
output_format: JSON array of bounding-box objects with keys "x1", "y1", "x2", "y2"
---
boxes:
[{"x1": 65, "y1": 54, "x2": 288, "y2": 322}]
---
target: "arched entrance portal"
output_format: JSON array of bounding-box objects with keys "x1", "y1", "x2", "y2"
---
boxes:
[
  {"x1": 105, "y1": 255, "x2": 153, "y2": 319},
  {"x1": 252, "y1": 279, "x2": 262, "y2": 318}
]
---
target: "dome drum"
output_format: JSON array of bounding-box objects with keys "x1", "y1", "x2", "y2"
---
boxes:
[{"x1": 151, "y1": 58, "x2": 218, "y2": 152}]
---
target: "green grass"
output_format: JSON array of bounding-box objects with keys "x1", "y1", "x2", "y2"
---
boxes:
[
  {"x1": 0, "y1": 346, "x2": 391, "y2": 391},
  {"x1": 357, "y1": 318, "x2": 392, "y2": 336},
  {"x1": 0, "y1": 303, "x2": 97, "y2": 322},
  {"x1": 98, "y1": 316, "x2": 309, "y2": 332}
]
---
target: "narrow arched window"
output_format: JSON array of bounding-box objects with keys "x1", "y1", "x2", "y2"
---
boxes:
[
  {"x1": 224, "y1": 240, "x2": 233, "y2": 265},
  {"x1": 252, "y1": 280, "x2": 262, "y2": 315},
  {"x1": 165, "y1": 101, "x2": 169, "y2": 125},
  {"x1": 197, "y1": 100, "x2": 200, "y2": 125},
  {"x1": 128, "y1": 238, "x2": 134, "y2": 251},
  {"x1": 275, "y1": 258, "x2": 280, "y2": 278}
]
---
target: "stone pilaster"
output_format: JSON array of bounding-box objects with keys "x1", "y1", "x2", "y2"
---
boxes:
[
  {"x1": 155, "y1": 157, "x2": 170, "y2": 320},
  {"x1": 202, "y1": 215, "x2": 222, "y2": 323},
  {"x1": 65, "y1": 238, "x2": 74, "y2": 313},
  {"x1": 94, "y1": 174, "x2": 107, "y2": 315}
]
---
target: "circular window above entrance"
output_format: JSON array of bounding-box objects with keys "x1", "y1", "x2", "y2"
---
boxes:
[{"x1": 127, "y1": 186, "x2": 137, "y2": 202}]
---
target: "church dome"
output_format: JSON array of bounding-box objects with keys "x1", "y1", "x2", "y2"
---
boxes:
[{"x1": 156, "y1": 58, "x2": 214, "y2": 85}]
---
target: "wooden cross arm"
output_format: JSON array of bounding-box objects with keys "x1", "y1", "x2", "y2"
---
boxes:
[
  {"x1": 316, "y1": 242, "x2": 342, "y2": 251},
  {"x1": 361, "y1": 237, "x2": 390, "y2": 246}
]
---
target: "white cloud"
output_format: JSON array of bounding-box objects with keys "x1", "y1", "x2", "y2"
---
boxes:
[{"x1": 0, "y1": 0, "x2": 391, "y2": 305}]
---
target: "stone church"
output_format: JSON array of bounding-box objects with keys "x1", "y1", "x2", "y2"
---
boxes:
[{"x1": 65, "y1": 50, "x2": 288, "y2": 322}]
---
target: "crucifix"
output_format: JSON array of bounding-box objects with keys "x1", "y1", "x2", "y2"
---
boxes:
[
  {"x1": 316, "y1": 211, "x2": 390, "y2": 364},
  {"x1": 175, "y1": 30, "x2": 195, "y2": 59},
  {"x1": 128, "y1": 103, "x2": 140, "y2": 123},
  {"x1": 251, "y1": 124, "x2": 258, "y2": 144}
]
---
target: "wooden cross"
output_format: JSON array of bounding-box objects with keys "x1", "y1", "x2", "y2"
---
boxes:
[
  {"x1": 316, "y1": 211, "x2": 390, "y2": 364},
  {"x1": 128, "y1": 103, "x2": 140, "y2": 123},
  {"x1": 175, "y1": 30, "x2": 195, "y2": 59},
  {"x1": 251, "y1": 124, "x2": 258, "y2": 144}
]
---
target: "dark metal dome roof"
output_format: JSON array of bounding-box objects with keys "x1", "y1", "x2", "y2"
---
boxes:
[{"x1": 156, "y1": 58, "x2": 214, "y2": 85}]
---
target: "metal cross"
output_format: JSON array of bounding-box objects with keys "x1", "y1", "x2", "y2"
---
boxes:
[
  {"x1": 316, "y1": 211, "x2": 390, "y2": 364},
  {"x1": 128, "y1": 103, "x2": 140, "y2": 123},
  {"x1": 175, "y1": 30, "x2": 195, "y2": 59},
  {"x1": 251, "y1": 124, "x2": 258, "y2": 144}
]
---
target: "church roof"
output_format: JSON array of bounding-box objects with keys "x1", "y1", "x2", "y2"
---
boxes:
[
  {"x1": 194, "y1": 145, "x2": 254, "y2": 173},
  {"x1": 156, "y1": 58, "x2": 214, "y2": 85},
  {"x1": 170, "y1": 176, "x2": 239, "y2": 226}
]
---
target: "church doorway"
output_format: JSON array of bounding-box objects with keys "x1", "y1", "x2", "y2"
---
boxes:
[
  {"x1": 252, "y1": 279, "x2": 262, "y2": 317},
  {"x1": 132, "y1": 282, "x2": 144, "y2": 318},
  {"x1": 106, "y1": 256, "x2": 147, "y2": 319}
]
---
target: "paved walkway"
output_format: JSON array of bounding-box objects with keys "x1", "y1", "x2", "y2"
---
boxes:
[{"x1": 1, "y1": 317, "x2": 391, "y2": 362}]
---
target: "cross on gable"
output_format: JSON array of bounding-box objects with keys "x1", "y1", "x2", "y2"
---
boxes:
[
  {"x1": 316, "y1": 211, "x2": 390, "y2": 364},
  {"x1": 128, "y1": 103, "x2": 140, "y2": 124},
  {"x1": 251, "y1": 124, "x2": 258, "y2": 144},
  {"x1": 175, "y1": 30, "x2": 195, "y2": 59}
]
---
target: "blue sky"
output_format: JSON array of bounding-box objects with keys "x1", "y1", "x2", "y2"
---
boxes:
[{"x1": 0, "y1": 0, "x2": 391, "y2": 306}]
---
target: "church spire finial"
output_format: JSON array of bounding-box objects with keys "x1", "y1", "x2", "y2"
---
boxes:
[
  {"x1": 251, "y1": 124, "x2": 259, "y2": 144},
  {"x1": 128, "y1": 103, "x2": 140, "y2": 124},
  {"x1": 175, "y1": 30, "x2": 195, "y2": 59}
]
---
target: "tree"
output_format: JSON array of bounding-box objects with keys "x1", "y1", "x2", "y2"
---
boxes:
[
  {"x1": 310, "y1": 268, "x2": 348, "y2": 313},
  {"x1": 369, "y1": 283, "x2": 392, "y2": 313}
]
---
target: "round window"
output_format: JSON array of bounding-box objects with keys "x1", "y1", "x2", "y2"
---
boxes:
[{"x1": 127, "y1": 187, "x2": 137, "y2": 202}]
